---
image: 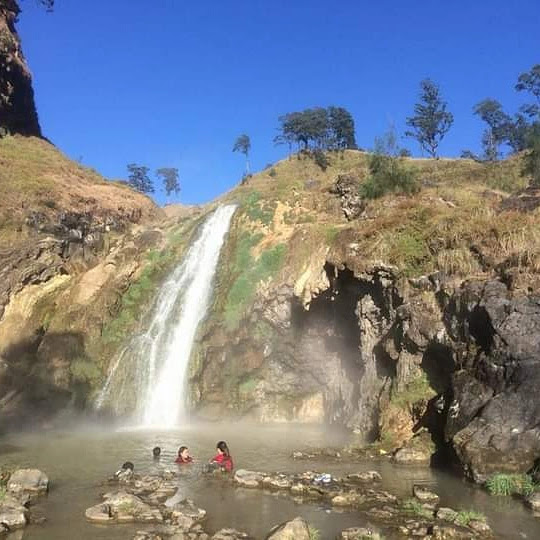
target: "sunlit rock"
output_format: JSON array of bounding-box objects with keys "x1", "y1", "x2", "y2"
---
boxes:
[
  {"x1": 265, "y1": 516, "x2": 311, "y2": 540},
  {"x1": 7, "y1": 469, "x2": 48, "y2": 496}
]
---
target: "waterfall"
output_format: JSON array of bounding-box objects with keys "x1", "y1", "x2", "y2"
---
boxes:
[{"x1": 96, "y1": 204, "x2": 236, "y2": 427}]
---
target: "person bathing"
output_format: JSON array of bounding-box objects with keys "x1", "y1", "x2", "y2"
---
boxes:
[
  {"x1": 210, "y1": 441, "x2": 233, "y2": 472},
  {"x1": 175, "y1": 446, "x2": 193, "y2": 464}
]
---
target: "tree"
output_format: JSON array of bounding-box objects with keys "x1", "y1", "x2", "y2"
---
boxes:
[
  {"x1": 126, "y1": 164, "x2": 154, "y2": 193},
  {"x1": 523, "y1": 123, "x2": 540, "y2": 187},
  {"x1": 405, "y1": 79, "x2": 453, "y2": 158},
  {"x1": 473, "y1": 99, "x2": 512, "y2": 161},
  {"x1": 156, "y1": 167, "x2": 180, "y2": 198},
  {"x1": 233, "y1": 134, "x2": 251, "y2": 175},
  {"x1": 328, "y1": 106, "x2": 357, "y2": 149}
]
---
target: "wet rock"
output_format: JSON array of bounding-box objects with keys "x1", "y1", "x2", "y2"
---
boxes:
[
  {"x1": 338, "y1": 527, "x2": 383, "y2": 539},
  {"x1": 85, "y1": 491, "x2": 162, "y2": 524},
  {"x1": 393, "y1": 445, "x2": 431, "y2": 464},
  {"x1": 262, "y1": 474, "x2": 292, "y2": 490},
  {"x1": 265, "y1": 516, "x2": 311, "y2": 540},
  {"x1": 432, "y1": 525, "x2": 475, "y2": 539},
  {"x1": 133, "y1": 524, "x2": 210, "y2": 539},
  {"x1": 233, "y1": 469, "x2": 264, "y2": 488},
  {"x1": 7, "y1": 469, "x2": 49, "y2": 496},
  {"x1": 211, "y1": 529, "x2": 251, "y2": 539},
  {"x1": 412, "y1": 484, "x2": 440, "y2": 503},
  {"x1": 0, "y1": 494, "x2": 28, "y2": 530},
  {"x1": 169, "y1": 498, "x2": 206, "y2": 529},
  {"x1": 468, "y1": 519, "x2": 492, "y2": 535},
  {"x1": 346, "y1": 471, "x2": 382, "y2": 483},
  {"x1": 436, "y1": 507, "x2": 458, "y2": 521},
  {"x1": 525, "y1": 492, "x2": 540, "y2": 513},
  {"x1": 331, "y1": 491, "x2": 365, "y2": 507}
]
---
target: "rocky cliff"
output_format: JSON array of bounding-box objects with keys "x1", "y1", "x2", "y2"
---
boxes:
[
  {"x1": 184, "y1": 152, "x2": 540, "y2": 482},
  {"x1": 0, "y1": 0, "x2": 41, "y2": 137}
]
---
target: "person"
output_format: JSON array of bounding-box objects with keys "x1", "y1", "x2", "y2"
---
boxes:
[
  {"x1": 209, "y1": 441, "x2": 233, "y2": 472},
  {"x1": 175, "y1": 446, "x2": 193, "y2": 464},
  {"x1": 152, "y1": 447, "x2": 161, "y2": 460},
  {"x1": 112, "y1": 461, "x2": 134, "y2": 483}
]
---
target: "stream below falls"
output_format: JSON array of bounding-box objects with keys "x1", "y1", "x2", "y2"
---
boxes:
[{"x1": 1, "y1": 423, "x2": 539, "y2": 539}]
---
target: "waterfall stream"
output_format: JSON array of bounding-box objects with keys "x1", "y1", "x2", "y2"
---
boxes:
[{"x1": 96, "y1": 204, "x2": 236, "y2": 427}]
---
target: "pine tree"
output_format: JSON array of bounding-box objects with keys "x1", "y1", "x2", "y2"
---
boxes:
[{"x1": 126, "y1": 164, "x2": 154, "y2": 193}]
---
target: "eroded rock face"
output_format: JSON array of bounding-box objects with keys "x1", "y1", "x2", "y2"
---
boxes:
[
  {"x1": 445, "y1": 280, "x2": 540, "y2": 481},
  {"x1": 0, "y1": 0, "x2": 41, "y2": 137},
  {"x1": 329, "y1": 174, "x2": 366, "y2": 220}
]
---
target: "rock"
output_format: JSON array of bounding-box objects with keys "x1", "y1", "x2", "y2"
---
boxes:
[
  {"x1": 0, "y1": 494, "x2": 28, "y2": 530},
  {"x1": 330, "y1": 174, "x2": 366, "y2": 220},
  {"x1": 346, "y1": 471, "x2": 382, "y2": 483},
  {"x1": 436, "y1": 507, "x2": 458, "y2": 521},
  {"x1": 393, "y1": 446, "x2": 431, "y2": 464},
  {"x1": 7, "y1": 469, "x2": 49, "y2": 496},
  {"x1": 331, "y1": 491, "x2": 365, "y2": 507},
  {"x1": 262, "y1": 475, "x2": 292, "y2": 490},
  {"x1": 468, "y1": 519, "x2": 492, "y2": 535},
  {"x1": 265, "y1": 516, "x2": 311, "y2": 540},
  {"x1": 432, "y1": 525, "x2": 474, "y2": 539},
  {"x1": 85, "y1": 491, "x2": 162, "y2": 524},
  {"x1": 233, "y1": 469, "x2": 264, "y2": 488},
  {"x1": 338, "y1": 527, "x2": 382, "y2": 539},
  {"x1": 525, "y1": 492, "x2": 540, "y2": 513},
  {"x1": 412, "y1": 484, "x2": 440, "y2": 503},
  {"x1": 169, "y1": 498, "x2": 206, "y2": 530},
  {"x1": 212, "y1": 529, "x2": 251, "y2": 539}
]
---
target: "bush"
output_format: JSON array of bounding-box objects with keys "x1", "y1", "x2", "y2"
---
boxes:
[
  {"x1": 485, "y1": 473, "x2": 535, "y2": 497},
  {"x1": 268, "y1": 168, "x2": 277, "y2": 178},
  {"x1": 523, "y1": 123, "x2": 540, "y2": 187},
  {"x1": 455, "y1": 510, "x2": 486, "y2": 526},
  {"x1": 361, "y1": 153, "x2": 419, "y2": 199},
  {"x1": 312, "y1": 148, "x2": 330, "y2": 171}
]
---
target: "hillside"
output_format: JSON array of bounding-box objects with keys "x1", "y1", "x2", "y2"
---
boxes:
[{"x1": 1, "y1": 142, "x2": 540, "y2": 483}]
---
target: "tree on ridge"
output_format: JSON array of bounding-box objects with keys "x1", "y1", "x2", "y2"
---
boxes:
[
  {"x1": 233, "y1": 134, "x2": 251, "y2": 176},
  {"x1": 156, "y1": 168, "x2": 180, "y2": 199},
  {"x1": 405, "y1": 79, "x2": 453, "y2": 158},
  {"x1": 126, "y1": 164, "x2": 154, "y2": 194}
]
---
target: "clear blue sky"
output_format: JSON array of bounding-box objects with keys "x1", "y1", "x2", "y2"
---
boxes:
[{"x1": 18, "y1": 0, "x2": 540, "y2": 205}]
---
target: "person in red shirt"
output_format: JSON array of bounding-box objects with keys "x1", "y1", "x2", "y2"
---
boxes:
[
  {"x1": 175, "y1": 446, "x2": 193, "y2": 464},
  {"x1": 210, "y1": 441, "x2": 233, "y2": 472}
]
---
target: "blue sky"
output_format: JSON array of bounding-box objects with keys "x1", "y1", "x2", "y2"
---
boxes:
[{"x1": 18, "y1": 0, "x2": 540, "y2": 205}]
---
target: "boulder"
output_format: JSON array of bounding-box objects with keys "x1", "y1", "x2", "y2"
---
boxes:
[
  {"x1": 233, "y1": 469, "x2": 264, "y2": 488},
  {"x1": 436, "y1": 507, "x2": 458, "y2": 521},
  {"x1": 262, "y1": 474, "x2": 292, "y2": 490},
  {"x1": 169, "y1": 498, "x2": 206, "y2": 530},
  {"x1": 7, "y1": 469, "x2": 48, "y2": 496},
  {"x1": 525, "y1": 492, "x2": 540, "y2": 513},
  {"x1": 85, "y1": 491, "x2": 162, "y2": 523},
  {"x1": 412, "y1": 484, "x2": 440, "y2": 503},
  {"x1": 346, "y1": 471, "x2": 382, "y2": 483},
  {"x1": 339, "y1": 526, "x2": 382, "y2": 539},
  {"x1": 0, "y1": 494, "x2": 28, "y2": 530},
  {"x1": 265, "y1": 516, "x2": 311, "y2": 540}
]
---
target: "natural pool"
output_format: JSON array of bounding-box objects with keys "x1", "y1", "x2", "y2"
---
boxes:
[{"x1": 1, "y1": 422, "x2": 539, "y2": 539}]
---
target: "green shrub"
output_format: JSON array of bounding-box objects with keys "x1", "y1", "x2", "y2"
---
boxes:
[
  {"x1": 312, "y1": 148, "x2": 330, "y2": 171},
  {"x1": 485, "y1": 473, "x2": 535, "y2": 497},
  {"x1": 523, "y1": 123, "x2": 540, "y2": 187},
  {"x1": 243, "y1": 191, "x2": 275, "y2": 226},
  {"x1": 455, "y1": 509, "x2": 486, "y2": 526},
  {"x1": 268, "y1": 168, "x2": 277, "y2": 178},
  {"x1": 402, "y1": 498, "x2": 433, "y2": 519},
  {"x1": 361, "y1": 153, "x2": 419, "y2": 199},
  {"x1": 308, "y1": 526, "x2": 321, "y2": 540}
]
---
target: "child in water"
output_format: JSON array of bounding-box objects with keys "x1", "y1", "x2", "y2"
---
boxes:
[
  {"x1": 175, "y1": 446, "x2": 193, "y2": 464},
  {"x1": 209, "y1": 441, "x2": 233, "y2": 472},
  {"x1": 152, "y1": 447, "x2": 161, "y2": 460}
]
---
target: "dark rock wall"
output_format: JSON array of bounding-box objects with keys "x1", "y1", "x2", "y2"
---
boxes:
[{"x1": 0, "y1": 0, "x2": 42, "y2": 137}]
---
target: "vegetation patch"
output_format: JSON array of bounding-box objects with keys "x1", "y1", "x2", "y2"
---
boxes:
[
  {"x1": 485, "y1": 473, "x2": 536, "y2": 497},
  {"x1": 242, "y1": 191, "x2": 276, "y2": 226},
  {"x1": 70, "y1": 358, "x2": 102, "y2": 383},
  {"x1": 401, "y1": 498, "x2": 433, "y2": 519},
  {"x1": 223, "y1": 231, "x2": 287, "y2": 330},
  {"x1": 390, "y1": 373, "x2": 436, "y2": 409},
  {"x1": 455, "y1": 509, "x2": 487, "y2": 526}
]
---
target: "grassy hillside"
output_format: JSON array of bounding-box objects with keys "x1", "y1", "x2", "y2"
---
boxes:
[{"x1": 0, "y1": 135, "x2": 160, "y2": 247}]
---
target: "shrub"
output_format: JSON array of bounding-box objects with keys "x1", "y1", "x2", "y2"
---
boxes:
[
  {"x1": 268, "y1": 168, "x2": 277, "y2": 178},
  {"x1": 402, "y1": 498, "x2": 433, "y2": 519},
  {"x1": 523, "y1": 123, "x2": 540, "y2": 187},
  {"x1": 455, "y1": 509, "x2": 486, "y2": 526},
  {"x1": 361, "y1": 153, "x2": 419, "y2": 199},
  {"x1": 70, "y1": 358, "x2": 101, "y2": 383},
  {"x1": 308, "y1": 526, "x2": 321, "y2": 540},
  {"x1": 485, "y1": 473, "x2": 535, "y2": 497},
  {"x1": 312, "y1": 148, "x2": 330, "y2": 171}
]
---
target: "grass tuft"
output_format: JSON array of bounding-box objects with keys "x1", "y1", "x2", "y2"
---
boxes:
[{"x1": 485, "y1": 473, "x2": 536, "y2": 497}]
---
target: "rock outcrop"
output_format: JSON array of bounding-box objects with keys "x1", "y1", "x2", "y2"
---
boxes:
[{"x1": 0, "y1": 0, "x2": 41, "y2": 137}]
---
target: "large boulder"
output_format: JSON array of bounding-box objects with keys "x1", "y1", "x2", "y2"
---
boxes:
[
  {"x1": 234, "y1": 469, "x2": 264, "y2": 488},
  {"x1": 265, "y1": 516, "x2": 311, "y2": 540},
  {"x1": 7, "y1": 469, "x2": 48, "y2": 496},
  {"x1": 168, "y1": 498, "x2": 206, "y2": 530}
]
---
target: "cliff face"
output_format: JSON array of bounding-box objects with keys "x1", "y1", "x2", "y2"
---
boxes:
[
  {"x1": 184, "y1": 151, "x2": 540, "y2": 481},
  {"x1": 0, "y1": 0, "x2": 41, "y2": 137}
]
